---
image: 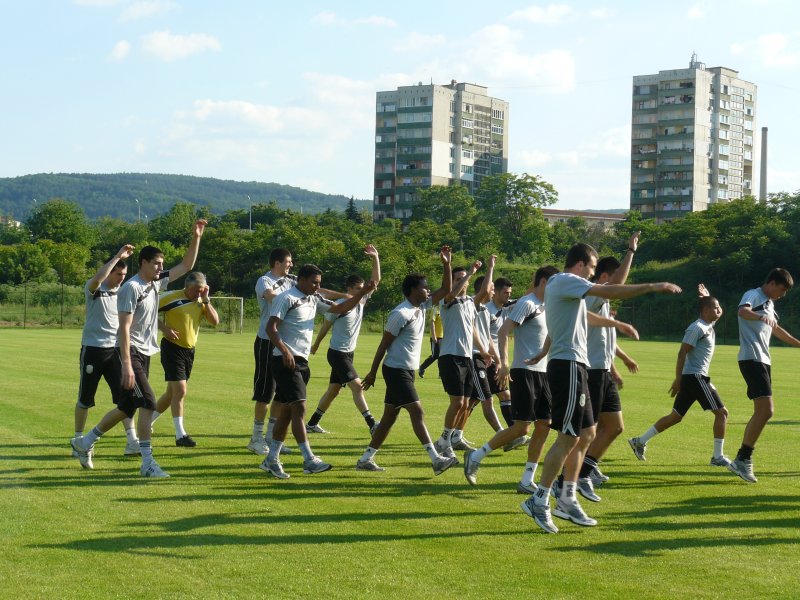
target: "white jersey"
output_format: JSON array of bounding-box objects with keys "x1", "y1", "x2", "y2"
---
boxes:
[
  {"x1": 81, "y1": 280, "x2": 120, "y2": 348},
  {"x1": 384, "y1": 298, "x2": 433, "y2": 370},
  {"x1": 270, "y1": 286, "x2": 334, "y2": 359},
  {"x1": 485, "y1": 299, "x2": 512, "y2": 346},
  {"x1": 508, "y1": 292, "x2": 548, "y2": 373},
  {"x1": 439, "y1": 296, "x2": 477, "y2": 358},
  {"x1": 326, "y1": 295, "x2": 369, "y2": 353},
  {"x1": 682, "y1": 318, "x2": 716, "y2": 376},
  {"x1": 116, "y1": 271, "x2": 170, "y2": 356},
  {"x1": 256, "y1": 271, "x2": 297, "y2": 340},
  {"x1": 737, "y1": 287, "x2": 775, "y2": 364},
  {"x1": 544, "y1": 272, "x2": 594, "y2": 365},
  {"x1": 586, "y1": 294, "x2": 615, "y2": 370},
  {"x1": 473, "y1": 304, "x2": 492, "y2": 356}
]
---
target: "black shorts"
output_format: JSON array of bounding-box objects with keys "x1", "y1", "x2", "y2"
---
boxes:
[
  {"x1": 470, "y1": 356, "x2": 491, "y2": 401},
  {"x1": 160, "y1": 338, "x2": 195, "y2": 381},
  {"x1": 738, "y1": 360, "x2": 772, "y2": 399},
  {"x1": 438, "y1": 354, "x2": 475, "y2": 398},
  {"x1": 588, "y1": 369, "x2": 622, "y2": 418},
  {"x1": 270, "y1": 355, "x2": 310, "y2": 404},
  {"x1": 509, "y1": 369, "x2": 551, "y2": 422},
  {"x1": 113, "y1": 347, "x2": 157, "y2": 418},
  {"x1": 487, "y1": 362, "x2": 508, "y2": 395},
  {"x1": 77, "y1": 346, "x2": 120, "y2": 408},
  {"x1": 252, "y1": 336, "x2": 276, "y2": 403},
  {"x1": 547, "y1": 359, "x2": 592, "y2": 437},
  {"x1": 673, "y1": 374, "x2": 724, "y2": 416},
  {"x1": 382, "y1": 364, "x2": 420, "y2": 407},
  {"x1": 328, "y1": 348, "x2": 359, "y2": 385}
]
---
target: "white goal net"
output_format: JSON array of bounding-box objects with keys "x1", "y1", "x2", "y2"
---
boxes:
[{"x1": 205, "y1": 296, "x2": 244, "y2": 334}]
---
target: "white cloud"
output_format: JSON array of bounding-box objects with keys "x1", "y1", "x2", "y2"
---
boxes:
[
  {"x1": 392, "y1": 32, "x2": 446, "y2": 54},
  {"x1": 730, "y1": 32, "x2": 800, "y2": 67},
  {"x1": 587, "y1": 7, "x2": 614, "y2": 19},
  {"x1": 120, "y1": 0, "x2": 177, "y2": 22},
  {"x1": 108, "y1": 40, "x2": 131, "y2": 61},
  {"x1": 140, "y1": 30, "x2": 221, "y2": 62},
  {"x1": 312, "y1": 11, "x2": 396, "y2": 27},
  {"x1": 510, "y1": 4, "x2": 576, "y2": 24},
  {"x1": 516, "y1": 150, "x2": 553, "y2": 170},
  {"x1": 687, "y1": 4, "x2": 705, "y2": 19}
]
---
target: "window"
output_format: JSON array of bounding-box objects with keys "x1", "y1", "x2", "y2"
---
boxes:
[
  {"x1": 491, "y1": 155, "x2": 502, "y2": 165},
  {"x1": 449, "y1": 163, "x2": 455, "y2": 174},
  {"x1": 463, "y1": 103, "x2": 473, "y2": 113},
  {"x1": 461, "y1": 165, "x2": 473, "y2": 174},
  {"x1": 491, "y1": 124, "x2": 503, "y2": 135},
  {"x1": 462, "y1": 149, "x2": 473, "y2": 159},
  {"x1": 491, "y1": 109, "x2": 505, "y2": 119},
  {"x1": 462, "y1": 119, "x2": 474, "y2": 128},
  {"x1": 719, "y1": 144, "x2": 730, "y2": 155}
]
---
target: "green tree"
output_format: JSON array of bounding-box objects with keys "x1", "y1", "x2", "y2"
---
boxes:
[
  {"x1": 0, "y1": 243, "x2": 51, "y2": 284},
  {"x1": 475, "y1": 173, "x2": 557, "y2": 259},
  {"x1": 344, "y1": 196, "x2": 363, "y2": 224},
  {"x1": 39, "y1": 240, "x2": 90, "y2": 286},
  {"x1": 27, "y1": 199, "x2": 96, "y2": 247},
  {"x1": 148, "y1": 202, "x2": 202, "y2": 247}
]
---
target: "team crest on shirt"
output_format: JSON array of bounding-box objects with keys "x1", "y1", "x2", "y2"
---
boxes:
[
  {"x1": 579, "y1": 393, "x2": 586, "y2": 407},
  {"x1": 479, "y1": 370, "x2": 486, "y2": 379}
]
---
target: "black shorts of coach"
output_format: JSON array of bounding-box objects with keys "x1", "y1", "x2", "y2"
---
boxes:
[
  {"x1": 113, "y1": 347, "x2": 157, "y2": 418},
  {"x1": 470, "y1": 355, "x2": 492, "y2": 402},
  {"x1": 547, "y1": 359, "x2": 593, "y2": 437},
  {"x1": 77, "y1": 346, "x2": 120, "y2": 409},
  {"x1": 673, "y1": 374, "x2": 724, "y2": 416},
  {"x1": 327, "y1": 348, "x2": 359, "y2": 385},
  {"x1": 587, "y1": 369, "x2": 621, "y2": 423},
  {"x1": 382, "y1": 364, "x2": 421, "y2": 407},
  {"x1": 270, "y1": 355, "x2": 310, "y2": 404},
  {"x1": 252, "y1": 336, "x2": 276, "y2": 403},
  {"x1": 438, "y1": 354, "x2": 475, "y2": 398},
  {"x1": 509, "y1": 369, "x2": 551, "y2": 422},
  {"x1": 161, "y1": 338, "x2": 195, "y2": 381},
  {"x1": 738, "y1": 360, "x2": 772, "y2": 399}
]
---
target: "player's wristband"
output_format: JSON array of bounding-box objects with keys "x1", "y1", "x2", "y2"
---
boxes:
[{"x1": 627, "y1": 248, "x2": 636, "y2": 253}]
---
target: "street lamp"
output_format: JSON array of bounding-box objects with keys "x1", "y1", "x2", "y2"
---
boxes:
[
  {"x1": 247, "y1": 195, "x2": 252, "y2": 231},
  {"x1": 135, "y1": 198, "x2": 140, "y2": 223}
]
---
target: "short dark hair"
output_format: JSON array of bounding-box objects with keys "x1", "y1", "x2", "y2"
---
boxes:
[
  {"x1": 402, "y1": 273, "x2": 427, "y2": 297},
  {"x1": 592, "y1": 256, "x2": 621, "y2": 282},
  {"x1": 112, "y1": 260, "x2": 127, "y2": 271},
  {"x1": 494, "y1": 277, "x2": 513, "y2": 291},
  {"x1": 699, "y1": 295, "x2": 719, "y2": 312},
  {"x1": 452, "y1": 266, "x2": 467, "y2": 276},
  {"x1": 297, "y1": 264, "x2": 323, "y2": 279},
  {"x1": 345, "y1": 274, "x2": 365, "y2": 289},
  {"x1": 473, "y1": 276, "x2": 485, "y2": 294},
  {"x1": 138, "y1": 245, "x2": 163, "y2": 266},
  {"x1": 765, "y1": 268, "x2": 794, "y2": 289},
  {"x1": 564, "y1": 243, "x2": 598, "y2": 269},
  {"x1": 269, "y1": 248, "x2": 292, "y2": 268},
  {"x1": 534, "y1": 265, "x2": 559, "y2": 287}
]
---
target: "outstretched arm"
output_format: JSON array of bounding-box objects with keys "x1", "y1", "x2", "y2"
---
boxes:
[
  {"x1": 772, "y1": 324, "x2": 800, "y2": 347},
  {"x1": 365, "y1": 244, "x2": 381, "y2": 285},
  {"x1": 587, "y1": 311, "x2": 639, "y2": 340},
  {"x1": 445, "y1": 260, "x2": 482, "y2": 301},
  {"x1": 430, "y1": 246, "x2": 453, "y2": 304},
  {"x1": 168, "y1": 219, "x2": 207, "y2": 281},
  {"x1": 88, "y1": 244, "x2": 134, "y2": 292},
  {"x1": 589, "y1": 281, "x2": 681, "y2": 300},
  {"x1": 328, "y1": 280, "x2": 377, "y2": 314}
]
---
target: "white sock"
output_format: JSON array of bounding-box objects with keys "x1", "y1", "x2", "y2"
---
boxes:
[
  {"x1": 269, "y1": 438, "x2": 283, "y2": 458},
  {"x1": 533, "y1": 485, "x2": 549, "y2": 506},
  {"x1": 139, "y1": 440, "x2": 153, "y2": 468},
  {"x1": 561, "y1": 480, "x2": 577, "y2": 503},
  {"x1": 74, "y1": 431, "x2": 83, "y2": 438},
  {"x1": 520, "y1": 462, "x2": 538, "y2": 486},
  {"x1": 639, "y1": 425, "x2": 659, "y2": 444},
  {"x1": 714, "y1": 438, "x2": 725, "y2": 458},
  {"x1": 451, "y1": 429, "x2": 464, "y2": 443},
  {"x1": 252, "y1": 420, "x2": 264, "y2": 439},
  {"x1": 472, "y1": 442, "x2": 493, "y2": 464},
  {"x1": 266, "y1": 417, "x2": 277, "y2": 441},
  {"x1": 173, "y1": 416, "x2": 187, "y2": 439},
  {"x1": 125, "y1": 427, "x2": 138, "y2": 443},
  {"x1": 360, "y1": 447, "x2": 378, "y2": 462},
  {"x1": 151, "y1": 410, "x2": 162, "y2": 424},
  {"x1": 423, "y1": 443, "x2": 439, "y2": 459},
  {"x1": 438, "y1": 428, "x2": 453, "y2": 448},
  {"x1": 298, "y1": 441, "x2": 314, "y2": 461}
]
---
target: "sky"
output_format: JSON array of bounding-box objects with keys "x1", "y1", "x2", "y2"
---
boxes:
[{"x1": 2, "y1": 0, "x2": 800, "y2": 211}]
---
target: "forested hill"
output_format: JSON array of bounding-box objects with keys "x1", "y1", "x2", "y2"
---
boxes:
[{"x1": 0, "y1": 173, "x2": 371, "y2": 221}]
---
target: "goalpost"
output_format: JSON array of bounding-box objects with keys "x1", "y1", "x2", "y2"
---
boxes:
[{"x1": 207, "y1": 296, "x2": 244, "y2": 334}]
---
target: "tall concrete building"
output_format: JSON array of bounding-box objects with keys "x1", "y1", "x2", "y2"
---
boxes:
[
  {"x1": 630, "y1": 55, "x2": 757, "y2": 223},
  {"x1": 373, "y1": 81, "x2": 509, "y2": 222}
]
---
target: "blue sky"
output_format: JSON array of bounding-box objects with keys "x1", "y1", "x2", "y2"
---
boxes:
[{"x1": 2, "y1": 0, "x2": 799, "y2": 210}]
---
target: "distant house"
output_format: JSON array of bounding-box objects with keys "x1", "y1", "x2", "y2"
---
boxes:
[{"x1": 541, "y1": 208, "x2": 627, "y2": 229}]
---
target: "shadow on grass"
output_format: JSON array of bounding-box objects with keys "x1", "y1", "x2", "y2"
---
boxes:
[{"x1": 554, "y1": 534, "x2": 800, "y2": 557}]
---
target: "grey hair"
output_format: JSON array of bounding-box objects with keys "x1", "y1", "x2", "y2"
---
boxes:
[{"x1": 185, "y1": 272, "x2": 207, "y2": 287}]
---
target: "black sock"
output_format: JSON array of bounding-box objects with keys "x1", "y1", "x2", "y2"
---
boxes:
[
  {"x1": 362, "y1": 410, "x2": 376, "y2": 428},
  {"x1": 737, "y1": 444, "x2": 754, "y2": 461},
  {"x1": 580, "y1": 455, "x2": 598, "y2": 479},
  {"x1": 500, "y1": 402, "x2": 514, "y2": 428},
  {"x1": 308, "y1": 409, "x2": 325, "y2": 428}
]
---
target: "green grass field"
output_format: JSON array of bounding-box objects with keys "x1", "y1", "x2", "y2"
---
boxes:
[{"x1": 1, "y1": 329, "x2": 798, "y2": 599}]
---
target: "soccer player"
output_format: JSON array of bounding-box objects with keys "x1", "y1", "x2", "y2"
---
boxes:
[
  {"x1": 73, "y1": 244, "x2": 140, "y2": 458},
  {"x1": 485, "y1": 276, "x2": 516, "y2": 430},
  {"x1": 71, "y1": 220, "x2": 208, "y2": 477},
  {"x1": 260, "y1": 264, "x2": 376, "y2": 479},
  {"x1": 306, "y1": 244, "x2": 382, "y2": 434},
  {"x1": 357, "y1": 246, "x2": 458, "y2": 475},
  {"x1": 418, "y1": 305, "x2": 443, "y2": 378},
  {"x1": 434, "y1": 260, "x2": 486, "y2": 458},
  {"x1": 729, "y1": 268, "x2": 800, "y2": 482},
  {"x1": 628, "y1": 285, "x2": 733, "y2": 468},
  {"x1": 248, "y1": 248, "x2": 344, "y2": 455},
  {"x1": 151, "y1": 271, "x2": 219, "y2": 447},
  {"x1": 520, "y1": 242, "x2": 681, "y2": 533},
  {"x1": 464, "y1": 265, "x2": 559, "y2": 489}
]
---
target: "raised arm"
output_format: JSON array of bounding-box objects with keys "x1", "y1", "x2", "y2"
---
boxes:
[
  {"x1": 199, "y1": 285, "x2": 220, "y2": 327},
  {"x1": 88, "y1": 244, "x2": 134, "y2": 292},
  {"x1": 430, "y1": 246, "x2": 453, "y2": 304},
  {"x1": 311, "y1": 319, "x2": 333, "y2": 355},
  {"x1": 365, "y1": 244, "x2": 381, "y2": 285},
  {"x1": 168, "y1": 219, "x2": 207, "y2": 281},
  {"x1": 328, "y1": 280, "x2": 377, "y2": 314},
  {"x1": 474, "y1": 255, "x2": 496, "y2": 305},
  {"x1": 362, "y1": 330, "x2": 397, "y2": 390},
  {"x1": 609, "y1": 231, "x2": 640, "y2": 285}
]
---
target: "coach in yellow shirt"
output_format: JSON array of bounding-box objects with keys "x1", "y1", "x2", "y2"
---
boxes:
[{"x1": 153, "y1": 272, "x2": 219, "y2": 447}]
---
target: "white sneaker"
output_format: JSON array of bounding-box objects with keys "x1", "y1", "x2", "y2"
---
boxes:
[
  {"x1": 432, "y1": 455, "x2": 458, "y2": 476},
  {"x1": 553, "y1": 498, "x2": 597, "y2": 526},
  {"x1": 124, "y1": 439, "x2": 141, "y2": 456},
  {"x1": 434, "y1": 439, "x2": 458, "y2": 462},
  {"x1": 463, "y1": 449, "x2": 479, "y2": 485},
  {"x1": 71, "y1": 435, "x2": 82, "y2": 458},
  {"x1": 517, "y1": 482, "x2": 539, "y2": 495},
  {"x1": 728, "y1": 457, "x2": 757, "y2": 482},
  {"x1": 306, "y1": 424, "x2": 329, "y2": 434},
  {"x1": 503, "y1": 435, "x2": 530, "y2": 452},
  {"x1": 589, "y1": 466, "x2": 609, "y2": 487},
  {"x1": 247, "y1": 437, "x2": 269, "y2": 455},
  {"x1": 577, "y1": 477, "x2": 602, "y2": 502},
  {"x1": 262, "y1": 458, "x2": 290, "y2": 479},
  {"x1": 628, "y1": 437, "x2": 647, "y2": 461},
  {"x1": 141, "y1": 461, "x2": 170, "y2": 478},
  {"x1": 356, "y1": 458, "x2": 385, "y2": 472},
  {"x1": 70, "y1": 437, "x2": 94, "y2": 470},
  {"x1": 303, "y1": 456, "x2": 333, "y2": 474},
  {"x1": 521, "y1": 498, "x2": 559, "y2": 534},
  {"x1": 710, "y1": 455, "x2": 731, "y2": 467}
]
